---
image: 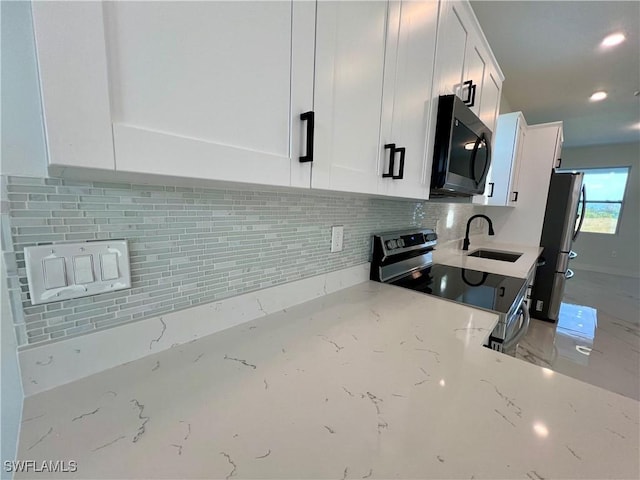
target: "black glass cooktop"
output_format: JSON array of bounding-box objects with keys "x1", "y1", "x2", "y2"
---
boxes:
[{"x1": 390, "y1": 264, "x2": 526, "y2": 315}]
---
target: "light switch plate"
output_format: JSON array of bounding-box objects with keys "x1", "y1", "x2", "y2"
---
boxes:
[
  {"x1": 331, "y1": 225, "x2": 344, "y2": 253},
  {"x1": 24, "y1": 240, "x2": 131, "y2": 305}
]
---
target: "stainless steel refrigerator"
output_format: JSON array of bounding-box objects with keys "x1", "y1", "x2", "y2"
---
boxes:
[{"x1": 530, "y1": 172, "x2": 586, "y2": 322}]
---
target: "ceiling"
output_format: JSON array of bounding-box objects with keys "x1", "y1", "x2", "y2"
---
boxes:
[{"x1": 471, "y1": 1, "x2": 640, "y2": 148}]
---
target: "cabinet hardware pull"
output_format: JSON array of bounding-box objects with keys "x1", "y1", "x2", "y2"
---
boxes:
[
  {"x1": 556, "y1": 158, "x2": 562, "y2": 168},
  {"x1": 487, "y1": 182, "x2": 495, "y2": 197},
  {"x1": 393, "y1": 147, "x2": 405, "y2": 180},
  {"x1": 499, "y1": 286, "x2": 505, "y2": 297},
  {"x1": 463, "y1": 80, "x2": 476, "y2": 107},
  {"x1": 299, "y1": 111, "x2": 314, "y2": 163},
  {"x1": 512, "y1": 191, "x2": 519, "y2": 202},
  {"x1": 383, "y1": 144, "x2": 396, "y2": 178}
]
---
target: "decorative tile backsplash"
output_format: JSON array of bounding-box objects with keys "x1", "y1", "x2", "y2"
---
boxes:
[{"x1": 3, "y1": 175, "x2": 485, "y2": 348}]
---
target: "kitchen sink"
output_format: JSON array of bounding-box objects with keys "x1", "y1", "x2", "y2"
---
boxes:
[{"x1": 467, "y1": 249, "x2": 523, "y2": 263}]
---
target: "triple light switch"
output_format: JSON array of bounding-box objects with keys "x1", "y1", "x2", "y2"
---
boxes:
[{"x1": 24, "y1": 240, "x2": 131, "y2": 305}]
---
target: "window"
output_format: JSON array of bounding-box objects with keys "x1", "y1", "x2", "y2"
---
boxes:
[{"x1": 562, "y1": 167, "x2": 630, "y2": 234}]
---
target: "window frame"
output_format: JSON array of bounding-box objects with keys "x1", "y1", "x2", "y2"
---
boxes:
[{"x1": 558, "y1": 165, "x2": 631, "y2": 236}]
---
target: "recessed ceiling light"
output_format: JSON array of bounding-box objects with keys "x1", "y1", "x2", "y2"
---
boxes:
[
  {"x1": 589, "y1": 91, "x2": 607, "y2": 102},
  {"x1": 601, "y1": 32, "x2": 626, "y2": 47}
]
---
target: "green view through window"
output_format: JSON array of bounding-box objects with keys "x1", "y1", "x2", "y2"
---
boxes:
[{"x1": 561, "y1": 167, "x2": 630, "y2": 234}]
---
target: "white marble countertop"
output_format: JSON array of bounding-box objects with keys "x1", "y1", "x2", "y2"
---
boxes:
[
  {"x1": 433, "y1": 235, "x2": 544, "y2": 278},
  {"x1": 17, "y1": 282, "x2": 639, "y2": 479}
]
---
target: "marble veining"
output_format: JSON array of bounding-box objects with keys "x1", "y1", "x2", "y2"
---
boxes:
[
  {"x1": 18, "y1": 263, "x2": 371, "y2": 396},
  {"x1": 16, "y1": 282, "x2": 639, "y2": 479}
]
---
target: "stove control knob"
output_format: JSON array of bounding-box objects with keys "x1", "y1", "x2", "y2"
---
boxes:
[
  {"x1": 397, "y1": 238, "x2": 405, "y2": 248},
  {"x1": 386, "y1": 240, "x2": 397, "y2": 249}
]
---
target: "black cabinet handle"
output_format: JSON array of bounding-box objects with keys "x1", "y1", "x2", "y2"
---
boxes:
[
  {"x1": 299, "y1": 111, "x2": 314, "y2": 163},
  {"x1": 393, "y1": 147, "x2": 405, "y2": 179},
  {"x1": 556, "y1": 158, "x2": 562, "y2": 168},
  {"x1": 383, "y1": 143, "x2": 396, "y2": 178},
  {"x1": 511, "y1": 191, "x2": 519, "y2": 202},
  {"x1": 487, "y1": 182, "x2": 495, "y2": 198},
  {"x1": 463, "y1": 80, "x2": 476, "y2": 107},
  {"x1": 499, "y1": 286, "x2": 505, "y2": 297}
]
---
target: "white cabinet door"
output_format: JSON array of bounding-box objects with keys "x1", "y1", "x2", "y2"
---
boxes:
[
  {"x1": 311, "y1": 1, "x2": 389, "y2": 195},
  {"x1": 433, "y1": 2, "x2": 468, "y2": 99},
  {"x1": 497, "y1": 122, "x2": 563, "y2": 246},
  {"x1": 33, "y1": 1, "x2": 314, "y2": 188},
  {"x1": 379, "y1": 0, "x2": 439, "y2": 199},
  {"x1": 106, "y1": 1, "x2": 312, "y2": 187},
  {"x1": 463, "y1": 41, "x2": 486, "y2": 117},
  {"x1": 32, "y1": 1, "x2": 115, "y2": 171},
  {"x1": 478, "y1": 66, "x2": 502, "y2": 133},
  {"x1": 433, "y1": 1, "x2": 503, "y2": 125},
  {"x1": 507, "y1": 120, "x2": 527, "y2": 206},
  {"x1": 473, "y1": 111, "x2": 526, "y2": 206}
]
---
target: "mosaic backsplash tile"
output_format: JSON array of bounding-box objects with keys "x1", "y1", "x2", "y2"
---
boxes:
[{"x1": 3, "y1": 175, "x2": 485, "y2": 348}]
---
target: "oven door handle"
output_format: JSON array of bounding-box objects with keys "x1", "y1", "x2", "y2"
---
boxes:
[{"x1": 501, "y1": 302, "x2": 530, "y2": 352}]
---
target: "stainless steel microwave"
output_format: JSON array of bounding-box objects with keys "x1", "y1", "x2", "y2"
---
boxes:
[{"x1": 430, "y1": 94, "x2": 492, "y2": 197}]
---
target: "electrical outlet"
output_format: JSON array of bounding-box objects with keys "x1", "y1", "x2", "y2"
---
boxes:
[{"x1": 331, "y1": 226, "x2": 344, "y2": 253}]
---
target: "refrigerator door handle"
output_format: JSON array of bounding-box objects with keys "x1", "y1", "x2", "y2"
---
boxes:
[
  {"x1": 556, "y1": 251, "x2": 570, "y2": 273},
  {"x1": 565, "y1": 269, "x2": 575, "y2": 280},
  {"x1": 573, "y1": 184, "x2": 587, "y2": 241}
]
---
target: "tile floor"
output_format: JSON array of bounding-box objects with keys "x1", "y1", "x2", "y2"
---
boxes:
[{"x1": 516, "y1": 269, "x2": 640, "y2": 401}]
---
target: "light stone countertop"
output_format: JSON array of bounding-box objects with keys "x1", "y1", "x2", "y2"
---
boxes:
[
  {"x1": 16, "y1": 282, "x2": 639, "y2": 479},
  {"x1": 433, "y1": 235, "x2": 544, "y2": 278}
]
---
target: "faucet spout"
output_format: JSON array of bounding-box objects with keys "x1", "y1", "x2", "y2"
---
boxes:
[{"x1": 463, "y1": 214, "x2": 494, "y2": 251}]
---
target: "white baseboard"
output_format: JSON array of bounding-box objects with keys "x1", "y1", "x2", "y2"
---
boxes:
[
  {"x1": 19, "y1": 263, "x2": 371, "y2": 396},
  {"x1": 570, "y1": 262, "x2": 640, "y2": 279}
]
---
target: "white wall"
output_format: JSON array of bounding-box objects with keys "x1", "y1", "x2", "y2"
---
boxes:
[
  {"x1": 1, "y1": 4, "x2": 40, "y2": 473},
  {"x1": 561, "y1": 142, "x2": 640, "y2": 278},
  {"x1": 1, "y1": 255, "x2": 23, "y2": 479},
  {"x1": 1, "y1": 0, "x2": 47, "y2": 177},
  {"x1": 499, "y1": 93, "x2": 513, "y2": 115}
]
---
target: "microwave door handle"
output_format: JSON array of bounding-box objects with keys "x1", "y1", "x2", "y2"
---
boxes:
[
  {"x1": 470, "y1": 133, "x2": 491, "y2": 188},
  {"x1": 573, "y1": 184, "x2": 586, "y2": 241},
  {"x1": 479, "y1": 134, "x2": 492, "y2": 185}
]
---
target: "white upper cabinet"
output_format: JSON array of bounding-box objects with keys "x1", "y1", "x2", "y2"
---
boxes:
[
  {"x1": 428, "y1": 0, "x2": 503, "y2": 200},
  {"x1": 311, "y1": 1, "x2": 389, "y2": 195},
  {"x1": 31, "y1": 0, "x2": 500, "y2": 202},
  {"x1": 462, "y1": 39, "x2": 487, "y2": 118},
  {"x1": 474, "y1": 112, "x2": 528, "y2": 206},
  {"x1": 433, "y1": 2, "x2": 467, "y2": 99},
  {"x1": 379, "y1": 0, "x2": 440, "y2": 199},
  {"x1": 478, "y1": 64, "x2": 502, "y2": 133},
  {"x1": 32, "y1": 1, "x2": 315, "y2": 187},
  {"x1": 313, "y1": 0, "x2": 439, "y2": 199},
  {"x1": 31, "y1": 1, "x2": 115, "y2": 171},
  {"x1": 476, "y1": 114, "x2": 563, "y2": 213},
  {"x1": 494, "y1": 121, "x2": 563, "y2": 246},
  {"x1": 432, "y1": 1, "x2": 503, "y2": 131}
]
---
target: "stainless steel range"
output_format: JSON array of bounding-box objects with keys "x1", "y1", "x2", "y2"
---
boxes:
[{"x1": 370, "y1": 228, "x2": 530, "y2": 355}]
